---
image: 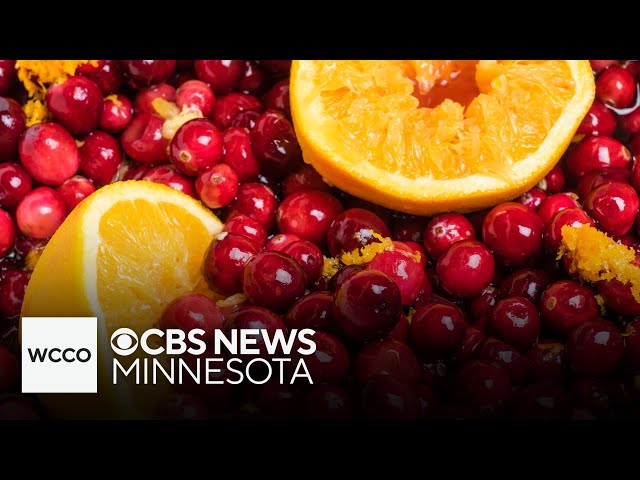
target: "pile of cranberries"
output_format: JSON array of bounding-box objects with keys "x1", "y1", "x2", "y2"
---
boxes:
[{"x1": 1, "y1": 59, "x2": 640, "y2": 420}]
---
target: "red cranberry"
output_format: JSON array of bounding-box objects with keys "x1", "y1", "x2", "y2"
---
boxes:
[
  {"x1": 500, "y1": 268, "x2": 552, "y2": 304},
  {"x1": 0, "y1": 209, "x2": 14, "y2": 257},
  {"x1": 518, "y1": 187, "x2": 547, "y2": 211},
  {"x1": 455, "y1": 325, "x2": 488, "y2": 362},
  {"x1": 632, "y1": 132, "x2": 640, "y2": 157},
  {"x1": 134, "y1": 83, "x2": 176, "y2": 114},
  {"x1": 169, "y1": 119, "x2": 223, "y2": 176},
  {"x1": 56, "y1": 175, "x2": 95, "y2": 212},
  {"x1": 281, "y1": 163, "x2": 331, "y2": 198},
  {"x1": 576, "y1": 101, "x2": 617, "y2": 137},
  {"x1": 326, "y1": 208, "x2": 391, "y2": 256},
  {"x1": 45, "y1": 75, "x2": 103, "y2": 136},
  {"x1": 544, "y1": 207, "x2": 595, "y2": 253},
  {"x1": 160, "y1": 293, "x2": 223, "y2": 343},
  {"x1": 482, "y1": 202, "x2": 543, "y2": 267},
  {"x1": 14, "y1": 235, "x2": 47, "y2": 263},
  {"x1": 0, "y1": 162, "x2": 31, "y2": 209},
  {"x1": 211, "y1": 93, "x2": 262, "y2": 130},
  {"x1": 203, "y1": 232, "x2": 259, "y2": 296},
  {"x1": 590, "y1": 60, "x2": 619, "y2": 73},
  {"x1": 538, "y1": 166, "x2": 566, "y2": 194},
  {"x1": 175, "y1": 80, "x2": 215, "y2": 117},
  {"x1": 423, "y1": 213, "x2": 475, "y2": 258},
  {"x1": 511, "y1": 382, "x2": 572, "y2": 420},
  {"x1": 196, "y1": 163, "x2": 237, "y2": 209},
  {"x1": 259, "y1": 60, "x2": 292, "y2": 75},
  {"x1": 527, "y1": 340, "x2": 567, "y2": 382},
  {"x1": 452, "y1": 360, "x2": 511, "y2": 417},
  {"x1": 578, "y1": 167, "x2": 630, "y2": 202},
  {"x1": 79, "y1": 130, "x2": 122, "y2": 186},
  {"x1": 251, "y1": 110, "x2": 301, "y2": 178},
  {"x1": 469, "y1": 285, "x2": 500, "y2": 326},
  {"x1": 123, "y1": 60, "x2": 176, "y2": 88},
  {"x1": 622, "y1": 60, "x2": 640, "y2": 79},
  {"x1": 121, "y1": 113, "x2": 168, "y2": 164},
  {"x1": 82, "y1": 60, "x2": 123, "y2": 94},
  {"x1": 566, "y1": 136, "x2": 632, "y2": 179},
  {"x1": 361, "y1": 374, "x2": 420, "y2": 420},
  {"x1": 584, "y1": 181, "x2": 639, "y2": 236},
  {"x1": 230, "y1": 110, "x2": 261, "y2": 130},
  {"x1": 122, "y1": 163, "x2": 151, "y2": 181},
  {"x1": 227, "y1": 182, "x2": 277, "y2": 230},
  {"x1": 597, "y1": 279, "x2": 640, "y2": 315},
  {"x1": 282, "y1": 240, "x2": 324, "y2": 284},
  {"x1": 265, "y1": 233, "x2": 300, "y2": 252},
  {"x1": 537, "y1": 193, "x2": 581, "y2": 226},
  {"x1": 0, "y1": 345, "x2": 18, "y2": 392},
  {"x1": 194, "y1": 60, "x2": 244, "y2": 94},
  {"x1": 540, "y1": 280, "x2": 598, "y2": 336},
  {"x1": 227, "y1": 306, "x2": 287, "y2": 359},
  {"x1": 392, "y1": 216, "x2": 426, "y2": 244},
  {"x1": 410, "y1": 302, "x2": 466, "y2": 357},
  {"x1": 489, "y1": 296, "x2": 540, "y2": 351},
  {"x1": 390, "y1": 311, "x2": 410, "y2": 343},
  {"x1": 238, "y1": 61, "x2": 266, "y2": 95},
  {"x1": 0, "y1": 61, "x2": 16, "y2": 96},
  {"x1": 566, "y1": 319, "x2": 624, "y2": 375},
  {"x1": 277, "y1": 190, "x2": 344, "y2": 246},
  {"x1": 263, "y1": 79, "x2": 290, "y2": 118},
  {"x1": 221, "y1": 127, "x2": 259, "y2": 182},
  {"x1": 284, "y1": 291, "x2": 334, "y2": 331},
  {"x1": 596, "y1": 66, "x2": 637, "y2": 108},
  {"x1": 623, "y1": 320, "x2": 640, "y2": 372},
  {"x1": 293, "y1": 331, "x2": 350, "y2": 384},
  {"x1": 99, "y1": 93, "x2": 132, "y2": 133},
  {"x1": 328, "y1": 264, "x2": 363, "y2": 292},
  {"x1": 304, "y1": 384, "x2": 354, "y2": 420},
  {"x1": 0, "y1": 97, "x2": 25, "y2": 161},
  {"x1": 334, "y1": 269, "x2": 402, "y2": 342},
  {"x1": 16, "y1": 187, "x2": 66, "y2": 239},
  {"x1": 355, "y1": 338, "x2": 420, "y2": 385},
  {"x1": 620, "y1": 108, "x2": 640, "y2": 141},
  {"x1": 366, "y1": 248, "x2": 425, "y2": 305},
  {"x1": 343, "y1": 196, "x2": 393, "y2": 225},
  {"x1": 243, "y1": 251, "x2": 307, "y2": 312},
  {"x1": 0, "y1": 269, "x2": 30, "y2": 317},
  {"x1": 223, "y1": 214, "x2": 267, "y2": 247},
  {"x1": 437, "y1": 240, "x2": 495, "y2": 298},
  {"x1": 398, "y1": 240, "x2": 427, "y2": 267},
  {"x1": 479, "y1": 337, "x2": 530, "y2": 384},
  {"x1": 142, "y1": 165, "x2": 195, "y2": 197}
]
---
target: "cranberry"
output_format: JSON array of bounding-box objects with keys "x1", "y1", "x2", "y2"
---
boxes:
[
  {"x1": 566, "y1": 136, "x2": 632, "y2": 179},
  {"x1": 390, "y1": 217, "x2": 424, "y2": 244},
  {"x1": 455, "y1": 325, "x2": 488, "y2": 362},
  {"x1": 194, "y1": 60, "x2": 244, "y2": 94},
  {"x1": 133, "y1": 83, "x2": 176, "y2": 114},
  {"x1": 482, "y1": 202, "x2": 543, "y2": 267},
  {"x1": 45, "y1": 75, "x2": 102, "y2": 136},
  {"x1": 263, "y1": 79, "x2": 290, "y2": 118},
  {"x1": 489, "y1": 296, "x2": 540, "y2": 351},
  {"x1": 256, "y1": 382, "x2": 304, "y2": 419},
  {"x1": 230, "y1": 110, "x2": 261, "y2": 130},
  {"x1": 123, "y1": 60, "x2": 176, "y2": 88},
  {"x1": 452, "y1": 360, "x2": 511, "y2": 417},
  {"x1": 511, "y1": 382, "x2": 572, "y2": 420},
  {"x1": 398, "y1": 241, "x2": 427, "y2": 267},
  {"x1": 169, "y1": 119, "x2": 223, "y2": 176},
  {"x1": 584, "y1": 181, "x2": 639, "y2": 236},
  {"x1": 0, "y1": 97, "x2": 25, "y2": 161},
  {"x1": 78, "y1": 130, "x2": 122, "y2": 186},
  {"x1": 277, "y1": 191, "x2": 344, "y2": 247},
  {"x1": 0, "y1": 61, "x2": 16, "y2": 96},
  {"x1": 227, "y1": 305, "x2": 287, "y2": 359},
  {"x1": 203, "y1": 232, "x2": 259, "y2": 296},
  {"x1": 479, "y1": 337, "x2": 530, "y2": 384},
  {"x1": 326, "y1": 208, "x2": 391, "y2": 256},
  {"x1": 328, "y1": 264, "x2": 363, "y2": 291},
  {"x1": 195, "y1": 164, "x2": 237, "y2": 209},
  {"x1": 227, "y1": 182, "x2": 277, "y2": 230},
  {"x1": 142, "y1": 165, "x2": 195, "y2": 197},
  {"x1": 597, "y1": 279, "x2": 640, "y2": 315},
  {"x1": 500, "y1": 268, "x2": 552, "y2": 304},
  {"x1": 293, "y1": 331, "x2": 350, "y2": 384},
  {"x1": 620, "y1": 107, "x2": 640, "y2": 137},
  {"x1": 0, "y1": 345, "x2": 18, "y2": 392},
  {"x1": 361, "y1": 374, "x2": 420, "y2": 420},
  {"x1": 423, "y1": 213, "x2": 475, "y2": 258},
  {"x1": 14, "y1": 235, "x2": 47, "y2": 263},
  {"x1": 590, "y1": 60, "x2": 619, "y2": 73},
  {"x1": 469, "y1": 285, "x2": 500, "y2": 325},
  {"x1": 120, "y1": 113, "x2": 168, "y2": 164},
  {"x1": 622, "y1": 60, "x2": 640, "y2": 79},
  {"x1": 238, "y1": 61, "x2": 266, "y2": 95},
  {"x1": 175, "y1": 80, "x2": 215, "y2": 117},
  {"x1": 544, "y1": 207, "x2": 595, "y2": 253},
  {"x1": 436, "y1": 240, "x2": 495, "y2": 299},
  {"x1": 366, "y1": 248, "x2": 425, "y2": 305},
  {"x1": 99, "y1": 93, "x2": 132, "y2": 133},
  {"x1": 223, "y1": 214, "x2": 267, "y2": 247},
  {"x1": 518, "y1": 187, "x2": 547, "y2": 211},
  {"x1": 527, "y1": 340, "x2": 568, "y2": 382},
  {"x1": 0, "y1": 209, "x2": 14, "y2": 258},
  {"x1": 333, "y1": 269, "x2": 402, "y2": 342},
  {"x1": 243, "y1": 251, "x2": 307, "y2": 312},
  {"x1": 211, "y1": 93, "x2": 262, "y2": 130},
  {"x1": 221, "y1": 127, "x2": 259, "y2": 182},
  {"x1": 0, "y1": 162, "x2": 31, "y2": 209},
  {"x1": 265, "y1": 233, "x2": 300, "y2": 252},
  {"x1": 82, "y1": 60, "x2": 123, "y2": 94},
  {"x1": 251, "y1": 110, "x2": 301, "y2": 178},
  {"x1": 630, "y1": 132, "x2": 640, "y2": 157},
  {"x1": 343, "y1": 196, "x2": 393, "y2": 225},
  {"x1": 304, "y1": 384, "x2": 354, "y2": 420},
  {"x1": 566, "y1": 319, "x2": 624, "y2": 375},
  {"x1": 160, "y1": 292, "x2": 223, "y2": 343},
  {"x1": 540, "y1": 280, "x2": 598, "y2": 336},
  {"x1": 596, "y1": 66, "x2": 637, "y2": 108},
  {"x1": 16, "y1": 187, "x2": 66, "y2": 239},
  {"x1": 0, "y1": 269, "x2": 29, "y2": 317},
  {"x1": 122, "y1": 163, "x2": 151, "y2": 181},
  {"x1": 421, "y1": 359, "x2": 448, "y2": 389},
  {"x1": 355, "y1": 337, "x2": 420, "y2": 385},
  {"x1": 281, "y1": 164, "x2": 330, "y2": 198},
  {"x1": 259, "y1": 60, "x2": 292, "y2": 75},
  {"x1": 578, "y1": 167, "x2": 630, "y2": 202},
  {"x1": 390, "y1": 311, "x2": 410, "y2": 343},
  {"x1": 282, "y1": 240, "x2": 324, "y2": 284},
  {"x1": 410, "y1": 302, "x2": 466, "y2": 357},
  {"x1": 576, "y1": 101, "x2": 618, "y2": 138},
  {"x1": 536, "y1": 193, "x2": 579, "y2": 226},
  {"x1": 56, "y1": 175, "x2": 95, "y2": 212},
  {"x1": 284, "y1": 291, "x2": 334, "y2": 331}
]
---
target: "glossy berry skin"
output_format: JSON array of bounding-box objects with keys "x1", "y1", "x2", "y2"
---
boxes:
[
  {"x1": 227, "y1": 306, "x2": 287, "y2": 359},
  {"x1": 482, "y1": 202, "x2": 543, "y2": 267},
  {"x1": 227, "y1": 182, "x2": 278, "y2": 230},
  {"x1": 423, "y1": 213, "x2": 475, "y2": 258},
  {"x1": 566, "y1": 319, "x2": 624, "y2": 375},
  {"x1": 45, "y1": 75, "x2": 103, "y2": 136},
  {"x1": 437, "y1": 240, "x2": 495, "y2": 299},
  {"x1": 222, "y1": 214, "x2": 267, "y2": 247},
  {"x1": 333, "y1": 270, "x2": 402, "y2": 343},
  {"x1": 328, "y1": 264, "x2": 363, "y2": 292},
  {"x1": 584, "y1": 181, "x2": 639, "y2": 236},
  {"x1": 282, "y1": 240, "x2": 324, "y2": 284},
  {"x1": 263, "y1": 79, "x2": 291, "y2": 118},
  {"x1": 243, "y1": 251, "x2": 307, "y2": 313},
  {"x1": 211, "y1": 93, "x2": 262, "y2": 130},
  {"x1": 452, "y1": 360, "x2": 511, "y2": 417},
  {"x1": 360, "y1": 374, "x2": 420, "y2": 420},
  {"x1": 194, "y1": 60, "x2": 244, "y2": 94},
  {"x1": 0, "y1": 61, "x2": 16, "y2": 96},
  {"x1": 16, "y1": 187, "x2": 66, "y2": 239},
  {"x1": 527, "y1": 340, "x2": 567, "y2": 382},
  {"x1": 222, "y1": 127, "x2": 260, "y2": 182},
  {"x1": 175, "y1": 80, "x2": 215, "y2": 117},
  {"x1": 292, "y1": 331, "x2": 350, "y2": 384},
  {"x1": 326, "y1": 208, "x2": 391, "y2": 256},
  {"x1": 133, "y1": 83, "x2": 175, "y2": 114},
  {"x1": 251, "y1": 110, "x2": 301, "y2": 178},
  {"x1": 469, "y1": 285, "x2": 500, "y2": 325},
  {"x1": 540, "y1": 280, "x2": 598, "y2": 335},
  {"x1": 79, "y1": 131, "x2": 122, "y2": 186},
  {"x1": 277, "y1": 190, "x2": 344, "y2": 246},
  {"x1": 576, "y1": 101, "x2": 617, "y2": 137},
  {"x1": 590, "y1": 60, "x2": 619, "y2": 73},
  {"x1": 82, "y1": 60, "x2": 123, "y2": 95},
  {"x1": 0, "y1": 269, "x2": 30, "y2": 317},
  {"x1": 160, "y1": 293, "x2": 224, "y2": 343},
  {"x1": 544, "y1": 208, "x2": 595, "y2": 253},
  {"x1": 304, "y1": 384, "x2": 354, "y2": 420},
  {"x1": 518, "y1": 187, "x2": 547, "y2": 211},
  {"x1": 595, "y1": 66, "x2": 637, "y2": 108},
  {"x1": 142, "y1": 166, "x2": 195, "y2": 198},
  {"x1": 479, "y1": 337, "x2": 530, "y2": 384},
  {"x1": 566, "y1": 136, "x2": 632, "y2": 179},
  {"x1": 196, "y1": 163, "x2": 238, "y2": 209},
  {"x1": 265, "y1": 233, "x2": 300, "y2": 252},
  {"x1": 597, "y1": 279, "x2": 640, "y2": 316},
  {"x1": 0, "y1": 97, "x2": 26, "y2": 161},
  {"x1": 237, "y1": 61, "x2": 266, "y2": 95},
  {"x1": 620, "y1": 107, "x2": 640, "y2": 137},
  {"x1": 123, "y1": 60, "x2": 176, "y2": 88},
  {"x1": 0, "y1": 162, "x2": 32, "y2": 209},
  {"x1": 99, "y1": 93, "x2": 132, "y2": 133},
  {"x1": 537, "y1": 193, "x2": 580, "y2": 226},
  {"x1": 170, "y1": 119, "x2": 223, "y2": 176},
  {"x1": 392, "y1": 216, "x2": 426, "y2": 244},
  {"x1": 0, "y1": 209, "x2": 14, "y2": 257},
  {"x1": 489, "y1": 296, "x2": 540, "y2": 351},
  {"x1": 203, "y1": 232, "x2": 259, "y2": 296},
  {"x1": 410, "y1": 303, "x2": 466, "y2": 357},
  {"x1": 499, "y1": 268, "x2": 552, "y2": 304},
  {"x1": 19, "y1": 122, "x2": 80, "y2": 186},
  {"x1": 366, "y1": 248, "x2": 425, "y2": 305},
  {"x1": 120, "y1": 113, "x2": 168, "y2": 164},
  {"x1": 538, "y1": 166, "x2": 566, "y2": 194},
  {"x1": 56, "y1": 175, "x2": 96, "y2": 212},
  {"x1": 455, "y1": 325, "x2": 488, "y2": 362},
  {"x1": 284, "y1": 291, "x2": 334, "y2": 331},
  {"x1": 577, "y1": 167, "x2": 630, "y2": 202},
  {"x1": 281, "y1": 163, "x2": 331, "y2": 198},
  {"x1": 355, "y1": 338, "x2": 420, "y2": 385}
]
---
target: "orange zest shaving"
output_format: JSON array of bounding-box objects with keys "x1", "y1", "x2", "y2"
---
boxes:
[
  {"x1": 341, "y1": 231, "x2": 394, "y2": 265},
  {"x1": 216, "y1": 293, "x2": 247, "y2": 308},
  {"x1": 152, "y1": 97, "x2": 203, "y2": 141},
  {"x1": 104, "y1": 94, "x2": 123, "y2": 108},
  {"x1": 322, "y1": 256, "x2": 341, "y2": 278},
  {"x1": 22, "y1": 100, "x2": 49, "y2": 127}
]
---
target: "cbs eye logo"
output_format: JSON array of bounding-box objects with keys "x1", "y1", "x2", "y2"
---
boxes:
[{"x1": 110, "y1": 328, "x2": 139, "y2": 356}]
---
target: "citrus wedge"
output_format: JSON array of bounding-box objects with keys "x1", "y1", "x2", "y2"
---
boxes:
[{"x1": 290, "y1": 60, "x2": 595, "y2": 215}]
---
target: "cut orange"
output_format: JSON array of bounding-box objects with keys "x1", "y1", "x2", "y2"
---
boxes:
[{"x1": 290, "y1": 60, "x2": 595, "y2": 215}]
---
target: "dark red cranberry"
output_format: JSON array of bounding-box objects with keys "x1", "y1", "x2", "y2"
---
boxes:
[
  {"x1": 590, "y1": 60, "x2": 619, "y2": 73},
  {"x1": 169, "y1": 119, "x2": 223, "y2": 176},
  {"x1": 544, "y1": 207, "x2": 595, "y2": 253},
  {"x1": 243, "y1": 251, "x2": 307, "y2": 312},
  {"x1": 227, "y1": 182, "x2": 277, "y2": 230},
  {"x1": 120, "y1": 113, "x2": 168, "y2": 164},
  {"x1": 265, "y1": 233, "x2": 300, "y2": 252},
  {"x1": 566, "y1": 319, "x2": 624, "y2": 375},
  {"x1": 482, "y1": 202, "x2": 543, "y2": 267},
  {"x1": 437, "y1": 240, "x2": 495, "y2": 298},
  {"x1": 175, "y1": 80, "x2": 215, "y2": 117},
  {"x1": 16, "y1": 187, "x2": 66, "y2": 239},
  {"x1": 0, "y1": 345, "x2": 18, "y2": 392},
  {"x1": 390, "y1": 311, "x2": 410, "y2": 343},
  {"x1": 142, "y1": 165, "x2": 195, "y2": 197},
  {"x1": 230, "y1": 110, "x2": 261, "y2": 130},
  {"x1": 194, "y1": 60, "x2": 244, "y2": 94},
  {"x1": 304, "y1": 384, "x2": 354, "y2": 420},
  {"x1": 397, "y1": 240, "x2": 427, "y2": 267},
  {"x1": 160, "y1": 293, "x2": 223, "y2": 343},
  {"x1": 623, "y1": 320, "x2": 640, "y2": 372},
  {"x1": 227, "y1": 305, "x2": 287, "y2": 359},
  {"x1": 500, "y1": 268, "x2": 552, "y2": 304},
  {"x1": 211, "y1": 93, "x2": 262, "y2": 130},
  {"x1": 221, "y1": 127, "x2": 259, "y2": 182},
  {"x1": 421, "y1": 359, "x2": 447, "y2": 389},
  {"x1": 392, "y1": 216, "x2": 426, "y2": 244},
  {"x1": 99, "y1": 93, "x2": 132, "y2": 133},
  {"x1": 123, "y1": 60, "x2": 176, "y2": 88},
  {"x1": 489, "y1": 297, "x2": 540, "y2": 351},
  {"x1": 0, "y1": 61, "x2": 16, "y2": 96},
  {"x1": 0, "y1": 209, "x2": 14, "y2": 258},
  {"x1": 584, "y1": 181, "x2": 639, "y2": 236},
  {"x1": 577, "y1": 167, "x2": 630, "y2": 202},
  {"x1": 511, "y1": 382, "x2": 572, "y2": 420},
  {"x1": 455, "y1": 326, "x2": 488, "y2": 363},
  {"x1": 263, "y1": 79, "x2": 290, "y2": 118},
  {"x1": 79, "y1": 130, "x2": 122, "y2": 186},
  {"x1": 479, "y1": 337, "x2": 530, "y2": 384},
  {"x1": 596, "y1": 66, "x2": 637, "y2": 108},
  {"x1": 598, "y1": 279, "x2": 640, "y2": 315},
  {"x1": 537, "y1": 192, "x2": 580, "y2": 226},
  {"x1": 282, "y1": 240, "x2": 324, "y2": 284},
  {"x1": 82, "y1": 60, "x2": 123, "y2": 94},
  {"x1": 281, "y1": 163, "x2": 331, "y2": 198},
  {"x1": 518, "y1": 187, "x2": 547, "y2": 211},
  {"x1": 203, "y1": 232, "x2": 259, "y2": 296},
  {"x1": 452, "y1": 360, "x2": 511, "y2": 417},
  {"x1": 538, "y1": 166, "x2": 566, "y2": 194},
  {"x1": 251, "y1": 110, "x2": 301, "y2": 178},
  {"x1": 566, "y1": 136, "x2": 632, "y2": 179},
  {"x1": 13, "y1": 235, "x2": 47, "y2": 263},
  {"x1": 56, "y1": 175, "x2": 95, "y2": 212},
  {"x1": 333, "y1": 269, "x2": 402, "y2": 342},
  {"x1": 122, "y1": 163, "x2": 150, "y2": 181},
  {"x1": 285, "y1": 291, "x2": 334, "y2": 331},
  {"x1": 326, "y1": 208, "x2": 391, "y2": 256},
  {"x1": 292, "y1": 331, "x2": 350, "y2": 384},
  {"x1": 223, "y1": 214, "x2": 267, "y2": 247},
  {"x1": 469, "y1": 285, "x2": 500, "y2": 325},
  {"x1": 423, "y1": 213, "x2": 475, "y2": 258},
  {"x1": 620, "y1": 106, "x2": 640, "y2": 138},
  {"x1": 277, "y1": 190, "x2": 344, "y2": 246},
  {"x1": 0, "y1": 162, "x2": 31, "y2": 209},
  {"x1": 259, "y1": 60, "x2": 292, "y2": 75},
  {"x1": 328, "y1": 264, "x2": 363, "y2": 292},
  {"x1": 540, "y1": 280, "x2": 598, "y2": 335},
  {"x1": 0, "y1": 269, "x2": 30, "y2": 317},
  {"x1": 361, "y1": 374, "x2": 420, "y2": 420},
  {"x1": 0, "y1": 97, "x2": 25, "y2": 161},
  {"x1": 238, "y1": 61, "x2": 266, "y2": 95},
  {"x1": 366, "y1": 248, "x2": 425, "y2": 305},
  {"x1": 576, "y1": 101, "x2": 617, "y2": 137},
  {"x1": 622, "y1": 60, "x2": 640, "y2": 79},
  {"x1": 410, "y1": 302, "x2": 466, "y2": 357},
  {"x1": 45, "y1": 75, "x2": 102, "y2": 136},
  {"x1": 630, "y1": 133, "x2": 640, "y2": 157},
  {"x1": 355, "y1": 337, "x2": 420, "y2": 385},
  {"x1": 133, "y1": 83, "x2": 176, "y2": 114},
  {"x1": 527, "y1": 340, "x2": 568, "y2": 382},
  {"x1": 196, "y1": 163, "x2": 238, "y2": 209}
]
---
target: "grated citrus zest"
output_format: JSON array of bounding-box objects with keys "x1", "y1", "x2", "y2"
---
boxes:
[
  {"x1": 341, "y1": 231, "x2": 394, "y2": 265},
  {"x1": 216, "y1": 293, "x2": 247, "y2": 308},
  {"x1": 406, "y1": 307, "x2": 416, "y2": 324},
  {"x1": 594, "y1": 294, "x2": 607, "y2": 316},
  {"x1": 23, "y1": 100, "x2": 49, "y2": 127},
  {"x1": 623, "y1": 323, "x2": 636, "y2": 338},
  {"x1": 322, "y1": 256, "x2": 341, "y2": 278},
  {"x1": 105, "y1": 94, "x2": 123, "y2": 108}
]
